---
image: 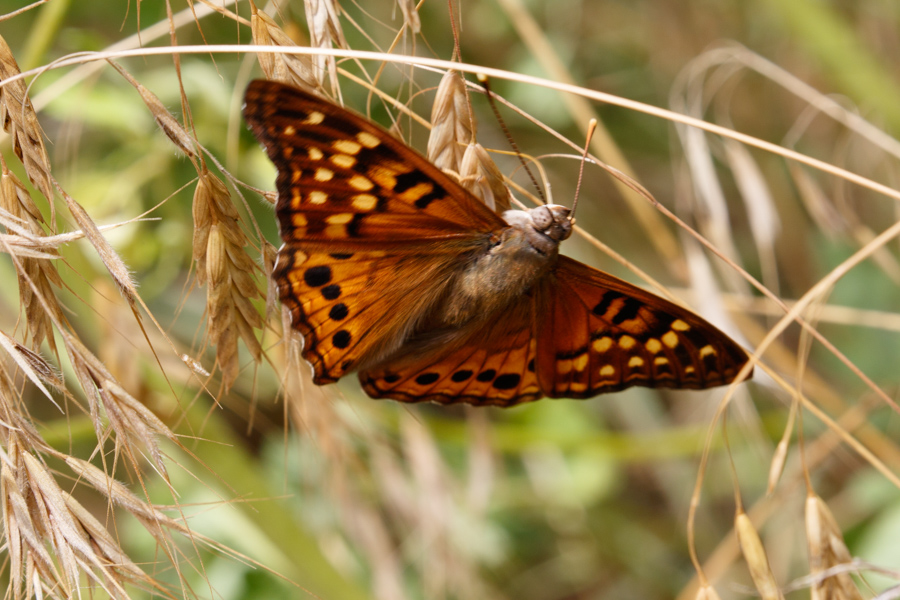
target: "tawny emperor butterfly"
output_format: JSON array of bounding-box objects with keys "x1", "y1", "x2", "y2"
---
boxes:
[{"x1": 243, "y1": 79, "x2": 752, "y2": 407}]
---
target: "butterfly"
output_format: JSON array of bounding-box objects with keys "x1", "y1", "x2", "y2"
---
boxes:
[{"x1": 243, "y1": 79, "x2": 752, "y2": 407}]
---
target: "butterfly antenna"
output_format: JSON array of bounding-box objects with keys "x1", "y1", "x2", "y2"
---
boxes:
[
  {"x1": 571, "y1": 119, "x2": 597, "y2": 221},
  {"x1": 478, "y1": 73, "x2": 547, "y2": 204}
]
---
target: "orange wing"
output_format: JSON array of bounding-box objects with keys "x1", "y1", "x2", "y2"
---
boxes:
[
  {"x1": 244, "y1": 79, "x2": 509, "y2": 381},
  {"x1": 275, "y1": 247, "x2": 473, "y2": 382},
  {"x1": 358, "y1": 300, "x2": 542, "y2": 407},
  {"x1": 534, "y1": 256, "x2": 751, "y2": 398},
  {"x1": 243, "y1": 80, "x2": 506, "y2": 251}
]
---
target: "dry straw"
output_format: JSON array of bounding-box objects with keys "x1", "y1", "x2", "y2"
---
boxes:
[{"x1": 192, "y1": 169, "x2": 263, "y2": 390}]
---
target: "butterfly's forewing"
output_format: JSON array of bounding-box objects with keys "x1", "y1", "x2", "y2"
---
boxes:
[
  {"x1": 535, "y1": 256, "x2": 751, "y2": 397},
  {"x1": 243, "y1": 80, "x2": 508, "y2": 382},
  {"x1": 359, "y1": 300, "x2": 542, "y2": 406},
  {"x1": 243, "y1": 80, "x2": 506, "y2": 251}
]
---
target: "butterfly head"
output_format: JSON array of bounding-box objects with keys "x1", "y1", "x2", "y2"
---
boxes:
[
  {"x1": 529, "y1": 204, "x2": 573, "y2": 242},
  {"x1": 501, "y1": 204, "x2": 573, "y2": 257}
]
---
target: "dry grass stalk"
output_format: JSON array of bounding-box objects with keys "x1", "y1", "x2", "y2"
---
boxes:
[
  {"x1": 735, "y1": 510, "x2": 786, "y2": 600},
  {"x1": 108, "y1": 61, "x2": 196, "y2": 158},
  {"x1": 60, "y1": 187, "x2": 140, "y2": 309},
  {"x1": 426, "y1": 72, "x2": 512, "y2": 212},
  {"x1": 695, "y1": 584, "x2": 723, "y2": 600},
  {"x1": 0, "y1": 34, "x2": 53, "y2": 202},
  {"x1": 1, "y1": 156, "x2": 63, "y2": 351},
  {"x1": 63, "y1": 332, "x2": 179, "y2": 478},
  {"x1": 396, "y1": 0, "x2": 421, "y2": 33},
  {"x1": 806, "y1": 493, "x2": 863, "y2": 600},
  {"x1": 0, "y1": 420, "x2": 166, "y2": 600},
  {"x1": 192, "y1": 169, "x2": 263, "y2": 389},
  {"x1": 427, "y1": 71, "x2": 473, "y2": 174},
  {"x1": 0, "y1": 330, "x2": 61, "y2": 408},
  {"x1": 2, "y1": 433, "x2": 68, "y2": 599},
  {"x1": 250, "y1": 5, "x2": 321, "y2": 92},
  {"x1": 66, "y1": 456, "x2": 190, "y2": 540},
  {"x1": 262, "y1": 239, "x2": 279, "y2": 321},
  {"x1": 304, "y1": 0, "x2": 347, "y2": 88},
  {"x1": 459, "y1": 142, "x2": 513, "y2": 212}
]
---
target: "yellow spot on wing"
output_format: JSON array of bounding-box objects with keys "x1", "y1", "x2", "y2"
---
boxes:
[
  {"x1": 308, "y1": 147, "x2": 323, "y2": 160},
  {"x1": 672, "y1": 319, "x2": 690, "y2": 331},
  {"x1": 662, "y1": 331, "x2": 679, "y2": 348},
  {"x1": 645, "y1": 339, "x2": 662, "y2": 353},
  {"x1": 368, "y1": 169, "x2": 397, "y2": 189},
  {"x1": 333, "y1": 139, "x2": 362, "y2": 154},
  {"x1": 326, "y1": 213, "x2": 354, "y2": 225},
  {"x1": 573, "y1": 354, "x2": 588, "y2": 372},
  {"x1": 569, "y1": 382, "x2": 587, "y2": 393},
  {"x1": 700, "y1": 345, "x2": 716, "y2": 357},
  {"x1": 619, "y1": 336, "x2": 636, "y2": 350},
  {"x1": 654, "y1": 356, "x2": 669, "y2": 366},
  {"x1": 304, "y1": 111, "x2": 325, "y2": 125},
  {"x1": 599, "y1": 365, "x2": 615, "y2": 377},
  {"x1": 357, "y1": 131, "x2": 380, "y2": 148},
  {"x1": 685, "y1": 366, "x2": 695, "y2": 374},
  {"x1": 284, "y1": 125, "x2": 296, "y2": 135},
  {"x1": 331, "y1": 153, "x2": 357, "y2": 168},
  {"x1": 593, "y1": 337, "x2": 613, "y2": 352},
  {"x1": 349, "y1": 175, "x2": 374, "y2": 191},
  {"x1": 628, "y1": 356, "x2": 645, "y2": 368},
  {"x1": 352, "y1": 194, "x2": 378, "y2": 211},
  {"x1": 292, "y1": 214, "x2": 308, "y2": 226},
  {"x1": 315, "y1": 168, "x2": 334, "y2": 182},
  {"x1": 399, "y1": 182, "x2": 434, "y2": 202},
  {"x1": 308, "y1": 191, "x2": 328, "y2": 204},
  {"x1": 557, "y1": 360, "x2": 573, "y2": 375}
]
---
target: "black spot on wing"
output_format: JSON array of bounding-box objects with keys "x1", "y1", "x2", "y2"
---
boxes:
[
  {"x1": 555, "y1": 346, "x2": 589, "y2": 360},
  {"x1": 333, "y1": 330, "x2": 351, "y2": 349},
  {"x1": 305, "y1": 266, "x2": 332, "y2": 287},
  {"x1": 346, "y1": 213, "x2": 364, "y2": 237},
  {"x1": 393, "y1": 170, "x2": 429, "y2": 194},
  {"x1": 611, "y1": 298, "x2": 642, "y2": 325},
  {"x1": 492, "y1": 373, "x2": 521, "y2": 390},
  {"x1": 273, "y1": 108, "x2": 311, "y2": 125},
  {"x1": 476, "y1": 369, "x2": 496, "y2": 382},
  {"x1": 322, "y1": 284, "x2": 341, "y2": 300},
  {"x1": 451, "y1": 370, "x2": 473, "y2": 382},
  {"x1": 329, "y1": 303, "x2": 349, "y2": 320},
  {"x1": 592, "y1": 291, "x2": 624, "y2": 318},
  {"x1": 415, "y1": 372, "x2": 440, "y2": 385},
  {"x1": 415, "y1": 190, "x2": 444, "y2": 209}
]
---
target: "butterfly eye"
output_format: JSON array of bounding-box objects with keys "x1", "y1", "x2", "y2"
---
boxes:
[{"x1": 531, "y1": 205, "x2": 554, "y2": 230}]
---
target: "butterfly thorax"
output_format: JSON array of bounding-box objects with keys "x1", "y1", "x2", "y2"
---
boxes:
[{"x1": 433, "y1": 205, "x2": 573, "y2": 327}]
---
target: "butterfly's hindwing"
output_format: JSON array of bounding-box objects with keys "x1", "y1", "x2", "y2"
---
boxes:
[
  {"x1": 359, "y1": 302, "x2": 541, "y2": 406},
  {"x1": 536, "y1": 256, "x2": 749, "y2": 398}
]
